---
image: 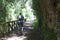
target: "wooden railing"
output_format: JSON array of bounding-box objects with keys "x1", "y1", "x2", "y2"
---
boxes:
[
  {"x1": 0, "y1": 19, "x2": 27, "y2": 37},
  {"x1": 0, "y1": 20, "x2": 19, "y2": 35}
]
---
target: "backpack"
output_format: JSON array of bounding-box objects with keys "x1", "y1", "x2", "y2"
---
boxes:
[{"x1": 17, "y1": 15, "x2": 24, "y2": 24}]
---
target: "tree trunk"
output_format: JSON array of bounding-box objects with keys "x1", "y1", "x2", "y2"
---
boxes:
[{"x1": 42, "y1": 0, "x2": 57, "y2": 29}]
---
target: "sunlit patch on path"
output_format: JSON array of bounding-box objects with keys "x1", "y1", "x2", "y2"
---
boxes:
[
  {"x1": 1, "y1": 35, "x2": 27, "y2": 40},
  {"x1": 7, "y1": 36, "x2": 27, "y2": 40}
]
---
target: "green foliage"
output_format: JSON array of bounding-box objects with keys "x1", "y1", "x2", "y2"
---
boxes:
[
  {"x1": 32, "y1": 0, "x2": 43, "y2": 19},
  {"x1": 0, "y1": 0, "x2": 6, "y2": 22},
  {"x1": 0, "y1": 0, "x2": 7, "y2": 37},
  {"x1": 6, "y1": 0, "x2": 15, "y2": 3},
  {"x1": 57, "y1": 22, "x2": 60, "y2": 29},
  {"x1": 33, "y1": 19, "x2": 38, "y2": 30},
  {"x1": 5, "y1": 0, "x2": 28, "y2": 21},
  {"x1": 44, "y1": 27, "x2": 57, "y2": 40}
]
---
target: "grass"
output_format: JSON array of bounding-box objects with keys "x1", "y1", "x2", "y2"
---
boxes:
[
  {"x1": 57, "y1": 22, "x2": 60, "y2": 29},
  {"x1": 44, "y1": 27, "x2": 57, "y2": 40}
]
